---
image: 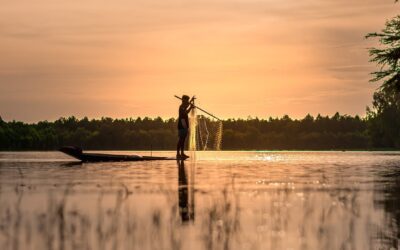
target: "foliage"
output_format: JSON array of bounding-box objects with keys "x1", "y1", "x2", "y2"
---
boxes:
[
  {"x1": 366, "y1": 15, "x2": 400, "y2": 94},
  {"x1": 366, "y1": 91, "x2": 400, "y2": 148},
  {"x1": 366, "y1": 10, "x2": 400, "y2": 148},
  {"x1": 0, "y1": 114, "x2": 372, "y2": 151}
]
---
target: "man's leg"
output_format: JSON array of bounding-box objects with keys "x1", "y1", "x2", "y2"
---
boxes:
[
  {"x1": 177, "y1": 139, "x2": 181, "y2": 156},
  {"x1": 177, "y1": 137, "x2": 185, "y2": 156},
  {"x1": 181, "y1": 134, "x2": 187, "y2": 156}
]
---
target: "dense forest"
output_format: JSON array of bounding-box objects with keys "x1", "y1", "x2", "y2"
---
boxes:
[{"x1": 0, "y1": 113, "x2": 384, "y2": 150}]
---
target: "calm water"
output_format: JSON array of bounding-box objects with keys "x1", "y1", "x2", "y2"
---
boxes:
[{"x1": 0, "y1": 151, "x2": 399, "y2": 250}]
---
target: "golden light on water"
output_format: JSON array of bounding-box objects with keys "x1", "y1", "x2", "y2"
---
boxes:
[{"x1": 1, "y1": 151, "x2": 399, "y2": 249}]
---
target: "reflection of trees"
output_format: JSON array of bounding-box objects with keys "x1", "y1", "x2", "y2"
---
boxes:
[
  {"x1": 374, "y1": 167, "x2": 400, "y2": 248},
  {"x1": 1, "y1": 159, "x2": 399, "y2": 249},
  {"x1": 234, "y1": 182, "x2": 399, "y2": 250}
]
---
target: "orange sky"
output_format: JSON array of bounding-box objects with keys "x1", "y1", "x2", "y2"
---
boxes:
[{"x1": 0, "y1": 0, "x2": 399, "y2": 122}]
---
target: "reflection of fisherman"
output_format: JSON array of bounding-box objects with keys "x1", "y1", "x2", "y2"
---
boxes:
[
  {"x1": 176, "y1": 95, "x2": 195, "y2": 159},
  {"x1": 177, "y1": 159, "x2": 194, "y2": 223},
  {"x1": 178, "y1": 160, "x2": 189, "y2": 222}
]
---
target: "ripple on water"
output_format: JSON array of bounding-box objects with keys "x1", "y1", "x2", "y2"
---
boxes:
[{"x1": 0, "y1": 151, "x2": 399, "y2": 250}]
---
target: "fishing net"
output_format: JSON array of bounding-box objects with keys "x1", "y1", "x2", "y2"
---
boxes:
[{"x1": 189, "y1": 108, "x2": 223, "y2": 151}]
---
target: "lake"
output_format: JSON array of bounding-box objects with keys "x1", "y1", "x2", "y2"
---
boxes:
[{"x1": 0, "y1": 151, "x2": 399, "y2": 250}]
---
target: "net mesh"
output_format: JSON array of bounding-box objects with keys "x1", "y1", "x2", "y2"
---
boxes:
[{"x1": 189, "y1": 108, "x2": 223, "y2": 151}]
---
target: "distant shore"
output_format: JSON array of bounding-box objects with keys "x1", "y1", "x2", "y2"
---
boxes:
[{"x1": 1, "y1": 115, "x2": 399, "y2": 151}]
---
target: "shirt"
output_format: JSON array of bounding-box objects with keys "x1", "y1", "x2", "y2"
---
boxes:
[{"x1": 178, "y1": 104, "x2": 189, "y2": 129}]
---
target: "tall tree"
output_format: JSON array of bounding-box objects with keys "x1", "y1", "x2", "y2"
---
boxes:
[
  {"x1": 366, "y1": 5, "x2": 400, "y2": 148},
  {"x1": 366, "y1": 15, "x2": 400, "y2": 94}
]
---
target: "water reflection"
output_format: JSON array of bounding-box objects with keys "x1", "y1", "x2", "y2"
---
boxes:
[
  {"x1": 177, "y1": 160, "x2": 195, "y2": 223},
  {"x1": 0, "y1": 151, "x2": 399, "y2": 249},
  {"x1": 374, "y1": 166, "x2": 400, "y2": 248}
]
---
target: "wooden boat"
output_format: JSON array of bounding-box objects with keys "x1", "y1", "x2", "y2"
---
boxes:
[{"x1": 59, "y1": 146, "x2": 177, "y2": 162}]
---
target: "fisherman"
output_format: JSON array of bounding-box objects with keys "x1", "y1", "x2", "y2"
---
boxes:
[{"x1": 177, "y1": 95, "x2": 195, "y2": 159}]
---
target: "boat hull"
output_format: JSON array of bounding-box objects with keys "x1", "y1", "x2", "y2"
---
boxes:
[{"x1": 59, "y1": 146, "x2": 177, "y2": 162}]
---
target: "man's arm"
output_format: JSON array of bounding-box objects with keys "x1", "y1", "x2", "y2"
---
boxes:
[
  {"x1": 185, "y1": 104, "x2": 195, "y2": 114},
  {"x1": 185, "y1": 97, "x2": 195, "y2": 114}
]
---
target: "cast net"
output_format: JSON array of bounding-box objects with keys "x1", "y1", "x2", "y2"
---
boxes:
[{"x1": 188, "y1": 107, "x2": 223, "y2": 151}]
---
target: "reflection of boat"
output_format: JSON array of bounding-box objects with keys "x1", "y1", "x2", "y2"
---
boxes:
[
  {"x1": 59, "y1": 146, "x2": 177, "y2": 162},
  {"x1": 177, "y1": 160, "x2": 195, "y2": 222}
]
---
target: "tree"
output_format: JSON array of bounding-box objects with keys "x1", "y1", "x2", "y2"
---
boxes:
[
  {"x1": 366, "y1": 16, "x2": 400, "y2": 95},
  {"x1": 366, "y1": 6, "x2": 400, "y2": 148}
]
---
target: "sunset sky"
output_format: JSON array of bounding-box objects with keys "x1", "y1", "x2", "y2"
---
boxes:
[{"x1": 0, "y1": 0, "x2": 399, "y2": 122}]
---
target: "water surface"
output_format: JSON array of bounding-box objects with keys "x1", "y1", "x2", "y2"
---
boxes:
[{"x1": 0, "y1": 151, "x2": 399, "y2": 250}]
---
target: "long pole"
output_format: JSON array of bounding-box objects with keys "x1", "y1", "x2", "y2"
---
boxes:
[{"x1": 174, "y1": 95, "x2": 221, "y2": 121}]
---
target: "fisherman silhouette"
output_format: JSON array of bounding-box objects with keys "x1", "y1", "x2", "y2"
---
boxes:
[{"x1": 176, "y1": 95, "x2": 195, "y2": 159}]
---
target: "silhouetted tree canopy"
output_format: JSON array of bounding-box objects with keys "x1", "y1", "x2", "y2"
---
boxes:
[
  {"x1": 366, "y1": 10, "x2": 400, "y2": 148},
  {"x1": 0, "y1": 114, "x2": 379, "y2": 151},
  {"x1": 366, "y1": 15, "x2": 400, "y2": 93}
]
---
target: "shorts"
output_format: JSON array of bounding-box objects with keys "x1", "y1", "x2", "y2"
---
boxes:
[{"x1": 178, "y1": 128, "x2": 188, "y2": 138}]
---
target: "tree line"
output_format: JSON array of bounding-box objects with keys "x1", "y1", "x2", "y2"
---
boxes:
[{"x1": 0, "y1": 113, "x2": 388, "y2": 150}]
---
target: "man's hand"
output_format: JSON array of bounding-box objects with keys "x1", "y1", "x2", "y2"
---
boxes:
[{"x1": 185, "y1": 103, "x2": 195, "y2": 114}]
